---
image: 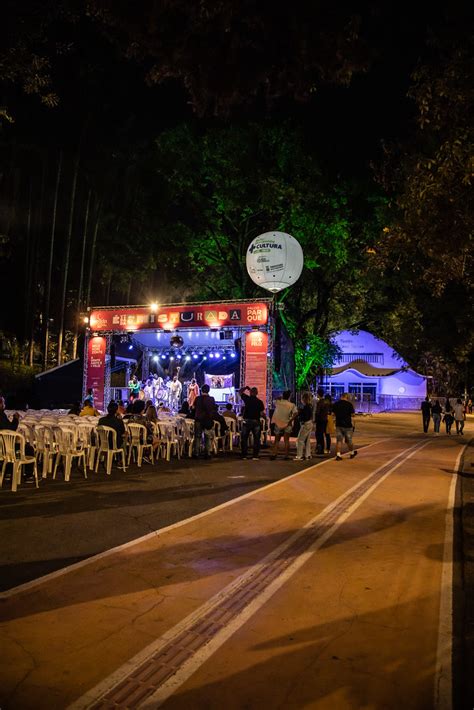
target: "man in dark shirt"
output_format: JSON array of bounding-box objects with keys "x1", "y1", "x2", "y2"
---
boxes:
[
  {"x1": 239, "y1": 385, "x2": 265, "y2": 459},
  {"x1": 332, "y1": 393, "x2": 357, "y2": 461},
  {"x1": 420, "y1": 397, "x2": 432, "y2": 433},
  {"x1": 98, "y1": 401, "x2": 126, "y2": 449},
  {"x1": 193, "y1": 384, "x2": 217, "y2": 458}
]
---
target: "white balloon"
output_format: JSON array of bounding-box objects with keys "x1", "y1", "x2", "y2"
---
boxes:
[{"x1": 246, "y1": 231, "x2": 304, "y2": 293}]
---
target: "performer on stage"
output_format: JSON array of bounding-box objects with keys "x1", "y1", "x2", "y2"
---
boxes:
[
  {"x1": 128, "y1": 375, "x2": 140, "y2": 400},
  {"x1": 143, "y1": 378, "x2": 154, "y2": 403},
  {"x1": 168, "y1": 375, "x2": 182, "y2": 411},
  {"x1": 152, "y1": 374, "x2": 164, "y2": 404},
  {"x1": 187, "y1": 377, "x2": 199, "y2": 409}
]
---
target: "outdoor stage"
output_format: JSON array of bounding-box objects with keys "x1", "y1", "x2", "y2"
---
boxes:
[{"x1": 84, "y1": 299, "x2": 275, "y2": 410}]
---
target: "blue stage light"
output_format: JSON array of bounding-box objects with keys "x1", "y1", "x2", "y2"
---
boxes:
[
  {"x1": 214, "y1": 352, "x2": 220, "y2": 359},
  {"x1": 209, "y1": 353, "x2": 214, "y2": 359},
  {"x1": 203, "y1": 356, "x2": 207, "y2": 361},
  {"x1": 230, "y1": 352, "x2": 236, "y2": 358},
  {"x1": 222, "y1": 356, "x2": 227, "y2": 360},
  {"x1": 185, "y1": 356, "x2": 191, "y2": 361},
  {"x1": 192, "y1": 354, "x2": 198, "y2": 359},
  {"x1": 128, "y1": 344, "x2": 133, "y2": 351},
  {"x1": 177, "y1": 354, "x2": 182, "y2": 360},
  {"x1": 161, "y1": 354, "x2": 166, "y2": 359}
]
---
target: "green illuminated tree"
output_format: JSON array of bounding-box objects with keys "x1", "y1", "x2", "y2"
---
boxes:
[{"x1": 153, "y1": 122, "x2": 386, "y2": 387}]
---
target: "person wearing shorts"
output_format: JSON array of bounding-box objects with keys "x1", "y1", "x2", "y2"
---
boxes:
[
  {"x1": 332, "y1": 393, "x2": 357, "y2": 461},
  {"x1": 270, "y1": 390, "x2": 297, "y2": 460}
]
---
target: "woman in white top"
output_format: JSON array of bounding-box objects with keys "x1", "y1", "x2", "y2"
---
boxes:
[{"x1": 270, "y1": 390, "x2": 298, "y2": 460}]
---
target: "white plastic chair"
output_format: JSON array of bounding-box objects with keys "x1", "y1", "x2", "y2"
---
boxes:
[
  {"x1": 126, "y1": 423, "x2": 154, "y2": 466},
  {"x1": 95, "y1": 426, "x2": 127, "y2": 475},
  {"x1": 225, "y1": 417, "x2": 239, "y2": 451},
  {"x1": 157, "y1": 422, "x2": 180, "y2": 461},
  {"x1": 212, "y1": 420, "x2": 227, "y2": 454},
  {"x1": 0, "y1": 430, "x2": 38, "y2": 492},
  {"x1": 53, "y1": 429, "x2": 87, "y2": 482},
  {"x1": 77, "y1": 424, "x2": 97, "y2": 470},
  {"x1": 34, "y1": 425, "x2": 56, "y2": 478}
]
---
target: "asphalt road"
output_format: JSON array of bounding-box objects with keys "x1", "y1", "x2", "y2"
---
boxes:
[{"x1": 0, "y1": 413, "x2": 473, "y2": 709}]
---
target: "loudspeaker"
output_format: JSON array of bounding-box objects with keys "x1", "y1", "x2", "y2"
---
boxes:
[{"x1": 219, "y1": 330, "x2": 233, "y2": 340}]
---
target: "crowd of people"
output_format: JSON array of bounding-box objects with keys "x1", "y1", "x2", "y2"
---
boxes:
[{"x1": 420, "y1": 396, "x2": 470, "y2": 435}]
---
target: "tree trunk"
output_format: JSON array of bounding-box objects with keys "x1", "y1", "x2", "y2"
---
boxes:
[
  {"x1": 72, "y1": 187, "x2": 91, "y2": 359},
  {"x1": 85, "y1": 199, "x2": 101, "y2": 311},
  {"x1": 57, "y1": 153, "x2": 80, "y2": 365},
  {"x1": 43, "y1": 150, "x2": 63, "y2": 370}
]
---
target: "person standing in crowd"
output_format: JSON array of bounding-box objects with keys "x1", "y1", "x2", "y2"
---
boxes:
[
  {"x1": 443, "y1": 399, "x2": 454, "y2": 435},
  {"x1": 314, "y1": 392, "x2": 330, "y2": 455},
  {"x1": 98, "y1": 401, "x2": 126, "y2": 450},
  {"x1": 187, "y1": 378, "x2": 199, "y2": 409},
  {"x1": 468, "y1": 398, "x2": 473, "y2": 414},
  {"x1": 431, "y1": 399, "x2": 442, "y2": 435},
  {"x1": 332, "y1": 393, "x2": 357, "y2": 461},
  {"x1": 294, "y1": 392, "x2": 313, "y2": 461},
  {"x1": 270, "y1": 390, "x2": 297, "y2": 460},
  {"x1": 193, "y1": 384, "x2": 217, "y2": 459},
  {"x1": 421, "y1": 396, "x2": 432, "y2": 433},
  {"x1": 454, "y1": 398, "x2": 465, "y2": 435},
  {"x1": 324, "y1": 394, "x2": 334, "y2": 453},
  {"x1": 239, "y1": 385, "x2": 265, "y2": 460}
]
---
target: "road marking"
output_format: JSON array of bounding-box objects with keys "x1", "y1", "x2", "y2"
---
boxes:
[
  {"x1": 68, "y1": 439, "x2": 429, "y2": 710},
  {"x1": 0, "y1": 439, "x2": 388, "y2": 598},
  {"x1": 434, "y1": 444, "x2": 466, "y2": 709}
]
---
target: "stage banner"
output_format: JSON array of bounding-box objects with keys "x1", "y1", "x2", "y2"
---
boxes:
[
  {"x1": 204, "y1": 373, "x2": 234, "y2": 388},
  {"x1": 244, "y1": 331, "x2": 268, "y2": 404},
  {"x1": 86, "y1": 336, "x2": 106, "y2": 411},
  {"x1": 89, "y1": 302, "x2": 269, "y2": 332}
]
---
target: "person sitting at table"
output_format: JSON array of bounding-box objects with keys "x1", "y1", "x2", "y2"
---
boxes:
[
  {"x1": 68, "y1": 401, "x2": 81, "y2": 416},
  {"x1": 80, "y1": 399, "x2": 100, "y2": 417},
  {"x1": 98, "y1": 401, "x2": 126, "y2": 450},
  {"x1": 222, "y1": 403, "x2": 237, "y2": 422},
  {"x1": 123, "y1": 399, "x2": 158, "y2": 461},
  {"x1": 117, "y1": 400, "x2": 126, "y2": 417},
  {"x1": 178, "y1": 401, "x2": 191, "y2": 416}
]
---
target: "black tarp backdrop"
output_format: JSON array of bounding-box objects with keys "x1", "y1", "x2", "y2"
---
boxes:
[{"x1": 35, "y1": 359, "x2": 83, "y2": 409}]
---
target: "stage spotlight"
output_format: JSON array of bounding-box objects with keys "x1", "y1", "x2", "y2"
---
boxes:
[
  {"x1": 161, "y1": 354, "x2": 166, "y2": 360},
  {"x1": 209, "y1": 353, "x2": 214, "y2": 359},
  {"x1": 149, "y1": 302, "x2": 158, "y2": 312},
  {"x1": 214, "y1": 352, "x2": 220, "y2": 359},
  {"x1": 153, "y1": 355, "x2": 159, "y2": 362},
  {"x1": 230, "y1": 352, "x2": 236, "y2": 358},
  {"x1": 128, "y1": 344, "x2": 133, "y2": 351},
  {"x1": 177, "y1": 354, "x2": 182, "y2": 360},
  {"x1": 170, "y1": 356, "x2": 174, "y2": 361},
  {"x1": 185, "y1": 355, "x2": 191, "y2": 361},
  {"x1": 203, "y1": 356, "x2": 207, "y2": 361},
  {"x1": 192, "y1": 354, "x2": 198, "y2": 359},
  {"x1": 222, "y1": 356, "x2": 227, "y2": 361}
]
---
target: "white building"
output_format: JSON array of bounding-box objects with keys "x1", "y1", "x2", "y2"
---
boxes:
[{"x1": 326, "y1": 330, "x2": 427, "y2": 411}]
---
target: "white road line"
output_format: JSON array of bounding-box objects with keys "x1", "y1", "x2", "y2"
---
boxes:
[
  {"x1": 68, "y1": 439, "x2": 428, "y2": 710},
  {"x1": 0, "y1": 438, "x2": 388, "y2": 599},
  {"x1": 434, "y1": 444, "x2": 466, "y2": 710}
]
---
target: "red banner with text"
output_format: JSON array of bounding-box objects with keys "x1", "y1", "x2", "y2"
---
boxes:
[
  {"x1": 86, "y1": 336, "x2": 106, "y2": 411},
  {"x1": 89, "y1": 302, "x2": 269, "y2": 332},
  {"x1": 244, "y1": 331, "x2": 268, "y2": 405}
]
